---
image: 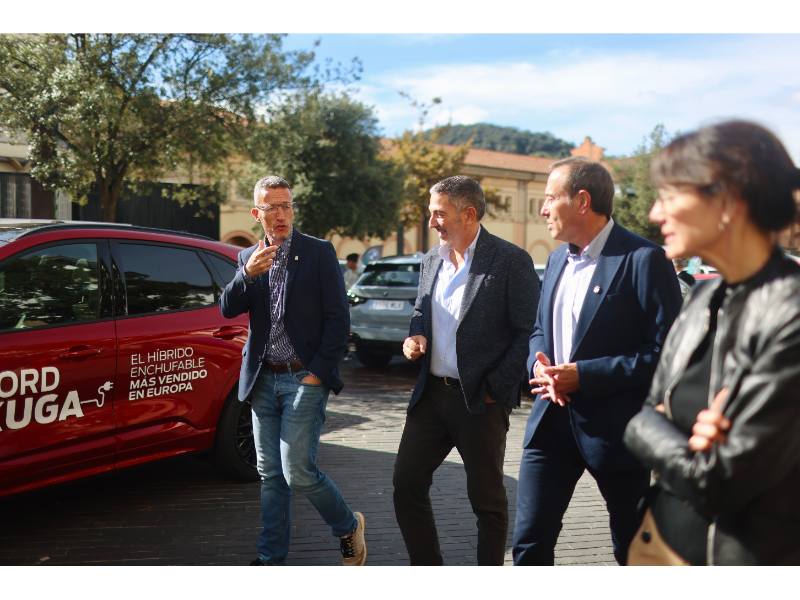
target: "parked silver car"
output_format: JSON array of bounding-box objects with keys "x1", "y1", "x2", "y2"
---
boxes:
[{"x1": 347, "y1": 254, "x2": 422, "y2": 368}]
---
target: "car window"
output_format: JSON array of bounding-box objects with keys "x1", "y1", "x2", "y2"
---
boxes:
[
  {"x1": 358, "y1": 264, "x2": 420, "y2": 287},
  {"x1": 0, "y1": 243, "x2": 99, "y2": 332},
  {"x1": 119, "y1": 244, "x2": 215, "y2": 315},
  {"x1": 207, "y1": 253, "x2": 238, "y2": 286}
]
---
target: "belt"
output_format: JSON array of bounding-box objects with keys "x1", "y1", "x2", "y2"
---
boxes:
[
  {"x1": 429, "y1": 374, "x2": 460, "y2": 387},
  {"x1": 265, "y1": 360, "x2": 304, "y2": 374}
]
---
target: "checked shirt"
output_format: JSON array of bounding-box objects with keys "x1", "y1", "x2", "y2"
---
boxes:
[{"x1": 265, "y1": 230, "x2": 300, "y2": 364}]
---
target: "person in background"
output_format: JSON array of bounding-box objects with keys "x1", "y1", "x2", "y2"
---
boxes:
[
  {"x1": 512, "y1": 156, "x2": 682, "y2": 566},
  {"x1": 624, "y1": 120, "x2": 800, "y2": 565},
  {"x1": 343, "y1": 253, "x2": 364, "y2": 290},
  {"x1": 672, "y1": 257, "x2": 695, "y2": 299}
]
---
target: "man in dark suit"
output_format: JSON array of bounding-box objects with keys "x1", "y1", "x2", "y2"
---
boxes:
[
  {"x1": 220, "y1": 176, "x2": 366, "y2": 566},
  {"x1": 512, "y1": 156, "x2": 682, "y2": 566},
  {"x1": 393, "y1": 175, "x2": 540, "y2": 565}
]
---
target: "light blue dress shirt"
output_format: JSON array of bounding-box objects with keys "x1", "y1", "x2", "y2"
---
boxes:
[
  {"x1": 552, "y1": 218, "x2": 615, "y2": 365},
  {"x1": 429, "y1": 226, "x2": 482, "y2": 379}
]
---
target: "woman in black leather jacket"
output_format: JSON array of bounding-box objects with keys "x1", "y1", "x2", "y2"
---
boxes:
[{"x1": 623, "y1": 120, "x2": 800, "y2": 565}]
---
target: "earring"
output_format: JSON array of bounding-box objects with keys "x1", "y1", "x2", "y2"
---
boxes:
[{"x1": 718, "y1": 221, "x2": 725, "y2": 232}]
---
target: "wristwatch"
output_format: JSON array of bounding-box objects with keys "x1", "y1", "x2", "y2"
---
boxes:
[{"x1": 242, "y1": 268, "x2": 256, "y2": 285}]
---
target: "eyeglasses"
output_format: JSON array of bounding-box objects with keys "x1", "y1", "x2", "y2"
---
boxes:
[{"x1": 255, "y1": 202, "x2": 296, "y2": 214}]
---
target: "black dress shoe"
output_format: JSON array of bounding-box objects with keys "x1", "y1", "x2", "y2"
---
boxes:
[{"x1": 250, "y1": 559, "x2": 265, "y2": 566}]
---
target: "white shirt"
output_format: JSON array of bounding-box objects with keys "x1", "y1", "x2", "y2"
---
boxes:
[
  {"x1": 552, "y1": 218, "x2": 615, "y2": 365},
  {"x1": 343, "y1": 263, "x2": 364, "y2": 290},
  {"x1": 429, "y1": 226, "x2": 482, "y2": 379}
]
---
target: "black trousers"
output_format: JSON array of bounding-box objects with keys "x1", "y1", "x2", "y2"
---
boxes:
[
  {"x1": 393, "y1": 376, "x2": 512, "y2": 565},
  {"x1": 512, "y1": 404, "x2": 650, "y2": 565}
]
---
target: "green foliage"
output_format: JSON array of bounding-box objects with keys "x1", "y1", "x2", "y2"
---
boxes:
[
  {"x1": 388, "y1": 98, "x2": 506, "y2": 250},
  {"x1": 246, "y1": 92, "x2": 404, "y2": 241},
  {"x1": 0, "y1": 34, "x2": 353, "y2": 222},
  {"x1": 612, "y1": 124, "x2": 675, "y2": 243},
  {"x1": 391, "y1": 107, "x2": 470, "y2": 228},
  {"x1": 427, "y1": 123, "x2": 574, "y2": 158}
]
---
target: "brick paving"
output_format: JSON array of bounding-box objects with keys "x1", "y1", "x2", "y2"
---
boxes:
[{"x1": 0, "y1": 357, "x2": 616, "y2": 566}]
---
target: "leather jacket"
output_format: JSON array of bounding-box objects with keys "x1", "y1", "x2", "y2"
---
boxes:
[{"x1": 624, "y1": 248, "x2": 800, "y2": 565}]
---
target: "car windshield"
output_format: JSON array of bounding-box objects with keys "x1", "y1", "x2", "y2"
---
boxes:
[
  {"x1": 357, "y1": 263, "x2": 420, "y2": 287},
  {"x1": 0, "y1": 221, "x2": 58, "y2": 245}
]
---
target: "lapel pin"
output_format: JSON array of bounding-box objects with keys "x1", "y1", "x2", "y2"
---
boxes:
[
  {"x1": 593, "y1": 286, "x2": 601, "y2": 294},
  {"x1": 294, "y1": 255, "x2": 299, "y2": 260}
]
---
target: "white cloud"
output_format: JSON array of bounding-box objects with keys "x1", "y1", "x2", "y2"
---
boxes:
[{"x1": 352, "y1": 38, "x2": 800, "y2": 161}]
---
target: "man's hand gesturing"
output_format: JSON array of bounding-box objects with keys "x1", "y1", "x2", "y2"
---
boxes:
[
  {"x1": 245, "y1": 240, "x2": 278, "y2": 278},
  {"x1": 403, "y1": 335, "x2": 428, "y2": 361}
]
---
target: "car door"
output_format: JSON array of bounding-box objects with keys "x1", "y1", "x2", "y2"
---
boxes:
[
  {"x1": 109, "y1": 240, "x2": 247, "y2": 469},
  {"x1": 0, "y1": 240, "x2": 117, "y2": 497}
]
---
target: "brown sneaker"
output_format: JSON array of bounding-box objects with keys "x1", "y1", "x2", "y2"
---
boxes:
[{"x1": 340, "y1": 511, "x2": 366, "y2": 566}]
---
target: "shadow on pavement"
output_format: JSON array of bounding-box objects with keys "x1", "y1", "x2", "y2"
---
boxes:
[
  {"x1": 0, "y1": 440, "x2": 517, "y2": 566},
  {"x1": 0, "y1": 356, "x2": 524, "y2": 566}
]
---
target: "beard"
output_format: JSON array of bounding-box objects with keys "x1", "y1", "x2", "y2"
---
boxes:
[{"x1": 435, "y1": 223, "x2": 464, "y2": 249}]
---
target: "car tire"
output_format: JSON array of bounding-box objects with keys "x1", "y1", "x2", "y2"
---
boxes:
[
  {"x1": 212, "y1": 387, "x2": 260, "y2": 482},
  {"x1": 355, "y1": 345, "x2": 393, "y2": 368}
]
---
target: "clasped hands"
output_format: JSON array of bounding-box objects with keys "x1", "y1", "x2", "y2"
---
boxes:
[
  {"x1": 529, "y1": 351, "x2": 580, "y2": 407},
  {"x1": 655, "y1": 387, "x2": 731, "y2": 453},
  {"x1": 244, "y1": 239, "x2": 278, "y2": 277}
]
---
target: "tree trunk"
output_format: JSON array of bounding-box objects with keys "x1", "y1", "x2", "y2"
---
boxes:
[
  {"x1": 396, "y1": 223, "x2": 404, "y2": 255},
  {"x1": 97, "y1": 169, "x2": 126, "y2": 223},
  {"x1": 420, "y1": 210, "x2": 429, "y2": 254},
  {"x1": 97, "y1": 176, "x2": 117, "y2": 223}
]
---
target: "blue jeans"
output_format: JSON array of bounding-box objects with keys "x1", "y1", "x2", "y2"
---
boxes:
[{"x1": 250, "y1": 367, "x2": 357, "y2": 565}]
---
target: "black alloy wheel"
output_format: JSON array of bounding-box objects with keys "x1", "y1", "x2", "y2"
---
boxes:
[
  {"x1": 212, "y1": 389, "x2": 260, "y2": 481},
  {"x1": 234, "y1": 397, "x2": 257, "y2": 469},
  {"x1": 355, "y1": 345, "x2": 393, "y2": 368}
]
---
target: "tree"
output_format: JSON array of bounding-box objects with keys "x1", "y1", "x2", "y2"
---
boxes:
[
  {"x1": 429, "y1": 123, "x2": 574, "y2": 158},
  {"x1": 247, "y1": 91, "x2": 404, "y2": 241},
  {"x1": 612, "y1": 124, "x2": 675, "y2": 243},
  {"x1": 388, "y1": 95, "x2": 503, "y2": 253},
  {"x1": 0, "y1": 34, "x2": 356, "y2": 222}
]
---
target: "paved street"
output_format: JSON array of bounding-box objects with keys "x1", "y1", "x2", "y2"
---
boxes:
[{"x1": 0, "y1": 357, "x2": 616, "y2": 566}]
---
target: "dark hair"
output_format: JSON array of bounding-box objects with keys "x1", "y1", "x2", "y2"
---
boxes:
[
  {"x1": 651, "y1": 120, "x2": 800, "y2": 233},
  {"x1": 430, "y1": 175, "x2": 486, "y2": 221},
  {"x1": 253, "y1": 175, "x2": 292, "y2": 204},
  {"x1": 346, "y1": 253, "x2": 359, "y2": 262},
  {"x1": 548, "y1": 156, "x2": 615, "y2": 217}
]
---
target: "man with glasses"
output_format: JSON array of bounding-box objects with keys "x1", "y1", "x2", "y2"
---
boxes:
[
  {"x1": 220, "y1": 176, "x2": 366, "y2": 566},
  {"x1": 512, "y1": 157, "x2": 681, "y2": 565}
]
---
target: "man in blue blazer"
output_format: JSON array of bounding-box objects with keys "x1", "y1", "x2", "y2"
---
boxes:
[
  {"x1": 220, "y1": 176, "x2": 365, "y2": 566},
  {"x1": 512, "y1": 157, "x2": 682, "y2": 565}
]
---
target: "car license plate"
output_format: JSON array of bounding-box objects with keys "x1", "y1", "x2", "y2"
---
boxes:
[{"x1": 371, "y1": 300, "x2": 404, "y2": 311}]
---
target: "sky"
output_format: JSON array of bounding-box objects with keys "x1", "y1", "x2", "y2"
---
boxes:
[{"x1": 281, "y1": 34, "x2": 800, "y2": 160}]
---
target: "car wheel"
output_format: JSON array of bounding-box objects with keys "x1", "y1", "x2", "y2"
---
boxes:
[
  {"x1": 355, "y1": 345, "x2": 393, "y2": 368},
  {"x1": 212, "y1": 388, "x2": 260, "y2": 481}
]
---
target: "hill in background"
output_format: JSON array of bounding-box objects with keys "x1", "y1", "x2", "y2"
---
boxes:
[{"x1": 427, "y1": 123, "x2": 575, "y2": 158}]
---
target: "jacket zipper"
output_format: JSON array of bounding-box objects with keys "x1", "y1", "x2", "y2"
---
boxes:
[
  {"x1": 664, "y1": 307, "x2": 711, "y2": 420},
  {"x1": 706, "y1": 521, "x2": 717, "y2": 566},
  {"x1": 709, "y1": 306, "x2": 725, "y2": 407},
  {"x1": 704, "y1": 301, "x2": 727, "y2": 566}
]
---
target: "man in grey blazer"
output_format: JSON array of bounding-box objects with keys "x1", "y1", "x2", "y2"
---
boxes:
[{"x1": 393, "y1": 175, "x2": 540, "y2": 565}]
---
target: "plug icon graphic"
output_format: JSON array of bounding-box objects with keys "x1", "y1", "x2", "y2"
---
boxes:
[{"x1": 80, "y1": 381, "x2": 114, "y2": 408}]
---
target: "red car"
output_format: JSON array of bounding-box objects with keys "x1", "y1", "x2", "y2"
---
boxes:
[{"x1": 0, "y1": 220, "x2": 258, "y2": 498}]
